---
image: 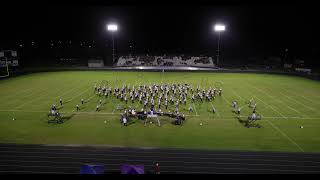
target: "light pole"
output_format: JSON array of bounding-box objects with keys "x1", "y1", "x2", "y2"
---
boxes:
[
  {"x1": 107, "y1": 24, "x2": 118, "y2": 65},
  {"x1": 214, "y1": 24, "x2": 225, "y2": 66}
]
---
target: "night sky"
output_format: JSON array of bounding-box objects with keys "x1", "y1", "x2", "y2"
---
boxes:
[{"x1": 0, "y1": 4, "x2": 319, "y2": 60}]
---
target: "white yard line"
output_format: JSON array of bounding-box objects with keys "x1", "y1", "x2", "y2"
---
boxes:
[
  {"x1": 14, "y1": 89, "x2": 61, "y2": 110},
  {"x1": 299, "y1": 94, "x2": 320, "y2": 105},
  {"x1": 278, "y1": 92, "x2": 317, "y2": 112},
  {"x1": 14, "y1": 80, "x2": 83, "y2": 110},
  {"x1": 251, "y1": 109, "x2": 305, "y2": 153},
  {"x1": 221, "y1": 94, "x2": 231, "y2": 105},
  {"x1": 298, "y1": 94, "x2": 320, "y2": 105},
  {"x1": 210, "y1": 102, "x2": 221, "y2": 117},
  {"x1": 112, "y1": 103, "x2": 121, "y2": 114},
  {"x1": 280, "y1": 87, "x2": 320, "y2": 103},
  {"x1": 85, "y1": 93, "x2": 96, "y2": 103},
  {"x1": 0, "y1": 109, "x2": 319, "y2": 120},
  {"x1": 0, "y1": 86, "x2": 35, "y2": 101},
  {"x1": 287, "y1": 106, "x2": 307, "y2": 118},
  {"x1": 92, "y1": 98, "x2": 107, "y2": 112},
  {"x1": 252, "y1": 95, "x2": 287, "y2": 119},
  {"x1": 75, "y1": 111, "x2": 116, "y2": 116},
  {"x1": 231, "y1": 89, "x2": 245, "y2": 102},
  {"x1": 3, "y1": 86, "x2": 55, "y2": 107},
  {"x1": 243, "y1": 88, "x2": 305, "y2": 152},
  {"x1": 237, "y1": 115, "x2": 308, "y2": 119},
  {"x1": 266, "y1": 119, "x2": 304, "y2": 152},
  {"x1": 192, "y1": 103, "x2": 199, "y2": 116},
  {"x1": 54, "y1": 80, "x2": 87, "y2": 99},
  {"x1": 65, "y1": 86, "x2": 92, "y2": 103},
  {"x1": 249, "y1": 83, "x2": 307, "y2": 118}
]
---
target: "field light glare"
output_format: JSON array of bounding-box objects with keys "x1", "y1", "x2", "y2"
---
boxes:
[
  {"x1": 214, "y1": 24, "x2": 226, "y2": 32},
  {"x1": 107, "y1": 24, "x2": 118, "y2": 31}
]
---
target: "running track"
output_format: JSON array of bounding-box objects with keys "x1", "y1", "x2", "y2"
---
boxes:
[{"x1": 0, "y1": 143, "x2": 320, "y2": 174}]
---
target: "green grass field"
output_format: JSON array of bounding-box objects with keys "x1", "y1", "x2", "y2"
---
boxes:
[{"x1": 0, "y1": 71, "x2": 320, "y2": 153}]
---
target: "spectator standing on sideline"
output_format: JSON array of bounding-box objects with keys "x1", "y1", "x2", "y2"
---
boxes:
[{"x1": 155, "y1": 163, "x2": 160, "y2": 174}]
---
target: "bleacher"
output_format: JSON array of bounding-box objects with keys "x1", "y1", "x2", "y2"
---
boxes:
[{"x1": 116, "y1": 55, "x2": 215, "y2": 67}]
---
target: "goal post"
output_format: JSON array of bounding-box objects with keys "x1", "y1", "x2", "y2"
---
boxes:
[
  {"x1": 0, "y1": 50, "x2": 18, "y2": 78},
  {"x1": 0, "y1": 52, "x2": 9, "y2": 78}
]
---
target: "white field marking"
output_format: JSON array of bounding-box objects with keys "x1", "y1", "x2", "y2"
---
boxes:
[
  {"x1": 269, "y1": 84, "x2": 320, "y2": 105},
  {"x1": 252, "y1": 95, "x2": 287, "y2": 119},
  {"x1": 258, "y1": 85, "x2": 311, "y2": 117},
  {"x1": 253, "y1": 85, "x2": 306, "y2": 118},
  {"x1": 237, "y1": 115, "x2": 320, "y2": 120},
  {"x1": 15, "y1": 79, "x2": 83, "y2": 109},
  {"x1": 291, "y1": 92, "x2": 320, "y2": 105},
  {"x1": 230, "y1": 89, "x2": 253, "y2": 112},
  {"x1": 85, "y1": 93, "x2": 97, "y2": 103},
  {"x1": 53, "y1": 80, "x2": 88, "y2": 99},
  {"x1": 245, "y1": 83, "x2": 288, "y2": 118},
  {"x1": 287, "y1": 106, "x2": 308, "y2": 118},
  {"x1": 14, "y1": 80, "x2": 83, "y2": 110},
  {"x1": 221, "y1": 94, "x2": 231, "y2": 105},
  {"x1": 65, "y1": 86, "x2": 92, "y2": 103},
  {"x1": 231, "y1": 89, "x2": 245, "y2": 102},
  {"x1": 297, "y1": 94, "x2": 320, "y2": 105},
  {"x1": 210, "y1": 102, "x2": 221, "y2": 117},
  {"x1": 266, "y1": 119, "x2": 304, "y2": 152},
  {"x1": 112, "y1": 103, "x2": 121, "y2": 114},
  {"x1": 9, "y1": 81, "x2": 80, "y2": 105},
  {"x1": 0, "y1": 86, "x2": 35, "y2": 101},
  {"x1": 249, "y1": 84, "x2": 307, "y2": 118},
  {"x1": 3, "y1": 85, "x2": 59, "y2": 107},
  {"x1": 0, "y1": 109, "x2": 319, "y2": 120},
  {"x1": 50, "y1": 81, "x2": 94, "y2": 109},
  {"x1": 192, "y1": 103, "x2": 199, "y2": 116},
  {"x1": 71, "y1": 111, "x2": 117, "y2": 116},
  {"x1": 77, "y1": 93, "x2": 97, "y2": 110},
  {"x1": 13, "y1": 88, "x2": 64, "y2": 110},
  {"x1": 92, "y1": 98, "x2": 107, "y2": 112},
  {"x1": 278, "y1": 91, "x2": 317, "y2": 112}
]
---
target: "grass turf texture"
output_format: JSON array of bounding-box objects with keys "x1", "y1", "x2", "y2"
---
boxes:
[{"x1": 0, "y1": 71, "x2": 320, "y2": 153}]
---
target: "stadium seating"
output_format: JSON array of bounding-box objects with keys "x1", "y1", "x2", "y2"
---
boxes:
[{"x1": 116, "y1": 55, "x2": 215, "y2": 67}]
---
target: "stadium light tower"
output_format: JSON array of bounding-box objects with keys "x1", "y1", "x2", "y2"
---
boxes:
[
  {"x1": 214, "y1": 24, "x2": 225, "y2": 66},
  {"x1": 107, "y1": 24, "x2": 118, "y2": 64}
]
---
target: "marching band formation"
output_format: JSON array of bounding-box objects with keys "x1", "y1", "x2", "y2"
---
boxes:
[{"x1": 48, "y1": 82, "x2": 260, "y2": 127}]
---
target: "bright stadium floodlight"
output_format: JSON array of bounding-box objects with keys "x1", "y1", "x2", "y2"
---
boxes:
[
  {"x1": 214, "y1": 24, "x2": 225, "y2": 32},
  {"x1": 107, "y1": 24, "x2": 118, "y2": 32},
  {"x1": 213, "y1": 23, "x2": 226, "y2": 66},
  {"x1": 107, "y1": 23, "x2": 118, "y2": 65}
]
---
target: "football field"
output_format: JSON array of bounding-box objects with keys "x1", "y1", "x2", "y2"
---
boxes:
[{"x1": 0, "y1": 71, "x2": 320, "y2": 153}]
